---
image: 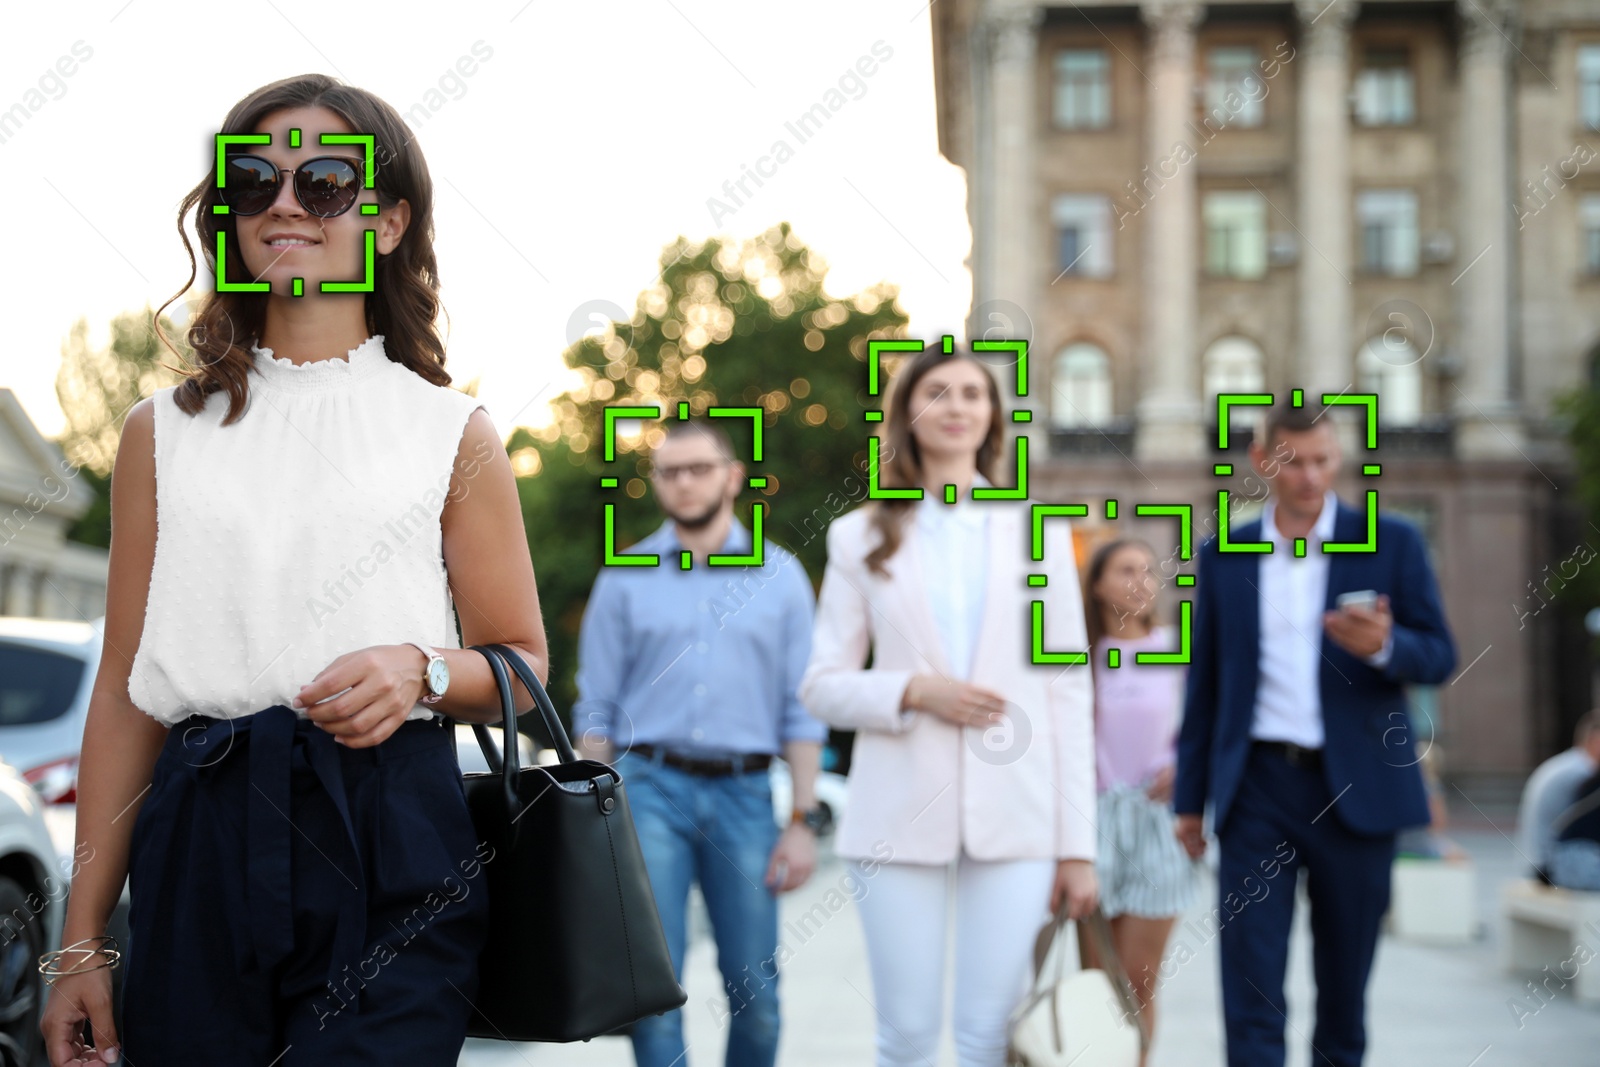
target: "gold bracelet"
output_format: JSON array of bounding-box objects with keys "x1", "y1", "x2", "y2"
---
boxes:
[{"x1": 38, "y1": 935, "x2": 122, "y2": 986}]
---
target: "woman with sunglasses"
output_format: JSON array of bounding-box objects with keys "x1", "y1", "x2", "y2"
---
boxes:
[
  {"x1": 38, "y1": 74, "x2": 548, "y2": 1066},
  {"x1": 798, "y1": 343, "x2": 1097, "y2": 1067}
]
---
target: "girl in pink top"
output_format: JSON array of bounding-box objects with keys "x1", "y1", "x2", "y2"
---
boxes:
[{"x1": 1081, "y1": 538, "x2": 1197, "y2": 1063}]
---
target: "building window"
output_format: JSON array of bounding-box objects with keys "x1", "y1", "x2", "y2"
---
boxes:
[
  {"x1": 1051, "y1": 343, "x2": 1114, "y2": 427},
  {"x1": 1203, "y1": 192, "x2": 1268, "y2": 278},
  {"x1": 1357, "y1": 190, "x2": 1419, "y2": 276},
  {"x1": 1358, "y1": 336, "x2": 1424, "y2": 424},
  {"x1": 1202, "y1": 337, "x2": 1265, "y2": 426},
  {"x1": 1582, "y1": 195, "x2": 1600, "y2": 275},
  {"x1": 1580, "y1": 45, "x2": 1600, "y2": 131},
  {"x1": 1052, "y1": 195, "x2": 1114, "y2": 277},
  {"x1": 1355, "y1": 47, "x2": 1414, "y2": 126},
  {"x1": 1205, "y1": 46, "x2": 1264, "y2": 129},
  {"x1": 1053, "y1": 49, "x2": 1111, "y2": 129}
]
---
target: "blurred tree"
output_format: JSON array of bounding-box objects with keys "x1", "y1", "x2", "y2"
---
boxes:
[
  {"x1": 512, "y1": 222, "x2": 910, "y2": 711},
  {"x1": 56, "y1": 306, "x2": 187, "y2": 548}
]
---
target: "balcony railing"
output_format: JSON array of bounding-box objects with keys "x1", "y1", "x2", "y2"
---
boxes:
[{"x1": 1046, "y1": 418, "x2": 1456, "y2": 458}]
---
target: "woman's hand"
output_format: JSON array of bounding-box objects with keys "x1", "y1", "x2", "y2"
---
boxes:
[
  {"x1": 906, "y1": 674, "x2": 1008, "y2": 729},
  {"x1": 41, "y1": 967, "x2": 120, "y2": 1065},
  {"x1": 1049, "y1": 858, "x2": 1097, "y2": 920},
  {"x1": 294, "y1": 644, "x2": 428, "y2": 748}
]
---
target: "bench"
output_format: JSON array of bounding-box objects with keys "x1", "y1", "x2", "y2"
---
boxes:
[{"x1": 1501, "y1": 879, "x2": 1600, "y2": 1006}]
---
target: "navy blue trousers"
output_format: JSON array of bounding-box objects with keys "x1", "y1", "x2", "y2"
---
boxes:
[
  {"x1": 122, "y1": 705, "x2": 491, "y2": 1065},
  {"x1": 1215, "y1": 744, "x2": 1397, "y2": 1067}
]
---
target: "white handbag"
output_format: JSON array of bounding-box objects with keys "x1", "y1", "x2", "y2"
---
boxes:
[{"x1": 1006, "y1": 905, "x2": 1148, "y2": 1067}]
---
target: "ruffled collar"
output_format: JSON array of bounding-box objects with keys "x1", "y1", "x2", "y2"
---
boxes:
[{"x1": 249, "y1": 334, "x2": 390, "y2": 392}]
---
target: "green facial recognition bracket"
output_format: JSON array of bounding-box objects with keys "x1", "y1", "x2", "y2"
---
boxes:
[{"x1": 1028, "y1": 504, "x2": 1091, "y2": 665}]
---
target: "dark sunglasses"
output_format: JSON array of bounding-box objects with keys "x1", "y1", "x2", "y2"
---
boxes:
[{"x1": 219, "y1": 154, "x2": 366, "y2": 218}]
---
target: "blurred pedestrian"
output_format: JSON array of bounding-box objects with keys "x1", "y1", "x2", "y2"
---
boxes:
[
  {"x1": 799, "y1": 343, "x2": 1097, "y2": 1067},
  {"x1": 1174, "y1": 400, "x2": 1457, "y2": 1067},
  {"x1": 1516, "y1": 709, "x2": 1600, "y2": 882},
  {"x1": 574, "y1": 418, "x2": 830, "y2": 1067},
  {"x1": 1079, "y1": 537, "x2": 1197, "y2": 1064}
]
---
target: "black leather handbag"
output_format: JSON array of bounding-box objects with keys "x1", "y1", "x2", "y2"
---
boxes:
[{"x1": 460, "y1": 642, "x2": 686, "y2": 1041}]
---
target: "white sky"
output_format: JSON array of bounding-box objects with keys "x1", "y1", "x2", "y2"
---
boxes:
[{"x1": 0, "y1": 0, "x2": 972, "y2": 442}]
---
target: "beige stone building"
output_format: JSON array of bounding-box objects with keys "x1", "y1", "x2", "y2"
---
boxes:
[{"x1": 931, "y1": 0, "x2": 1600, "y2": 789}]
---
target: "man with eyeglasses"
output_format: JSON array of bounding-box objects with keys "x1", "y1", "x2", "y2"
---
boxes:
[{"x1": 574, "y1": 418, "x2": 829, "y2": 1067}]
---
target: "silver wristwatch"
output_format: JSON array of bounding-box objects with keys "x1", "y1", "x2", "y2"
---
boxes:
[{"x1": 406, "y1": 642, "x2": 450, "y2": 705}]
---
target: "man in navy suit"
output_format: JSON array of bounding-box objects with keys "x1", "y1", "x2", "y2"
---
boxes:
[{"x1": 1174, "y1": 400, "x2": 1457, "y2": 1067}]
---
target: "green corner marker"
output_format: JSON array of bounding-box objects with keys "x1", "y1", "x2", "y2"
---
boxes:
[
  {"x1": 1217, "y1": 490, "x2": 1272, "y2": 553},
  {"x1": 710, "y1": 501, "x2": 766, "y2": 566},
  {"x1": 1322, "y1": 488, "x2": 1380, "y2": 553},
  {"x1": 869, "y1": 436, "x2": 922, "y2": 499},
  {"x1": 1031, "y1": 600, "x2": 1089, "y2": 664},
  {"x1": 1216, "y1": 392, "x2": 1274, "y2": 450},
  {"x1": 603, "y1": 503, "x2": 659, "y2": 567},
  {"x1": 1136, "y1": 600, "x2": 1193, "y2": 664}
]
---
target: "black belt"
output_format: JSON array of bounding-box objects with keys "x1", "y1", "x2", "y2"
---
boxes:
[
  {"x1": 629, "y1": 742, "x2": 773, "y2": 777},
  {"x1": 1253, "y1": 739, "x2": 1324, "y2": 770}
]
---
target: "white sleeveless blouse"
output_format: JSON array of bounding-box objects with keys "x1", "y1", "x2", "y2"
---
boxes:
[{"x1": 128, "y1": 334, "x2": 487, "y2": 725}]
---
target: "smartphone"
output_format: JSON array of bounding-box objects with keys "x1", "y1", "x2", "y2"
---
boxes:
[{"x1": 1336, "y1": 589, "x2": 1379, "y2": 611}]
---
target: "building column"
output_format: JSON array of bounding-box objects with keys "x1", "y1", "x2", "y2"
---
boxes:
[
  {"x1": 1294, "y1": 0, "x2": 1357, "y2": 404},
  {"x1": 1454, "y1": 0, "x2": 1521, "y2": 457},
  {"x1": 1135, "y1": 0, "x2": 1204, "y2": 461},
  {"x1": 975, "y1": 5, "x2": 1044, "y2": 452}
]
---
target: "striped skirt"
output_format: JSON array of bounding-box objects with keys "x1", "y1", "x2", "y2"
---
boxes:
[{"x1": 1094, "y1": 783, "x2": 1199, "y2": 919}]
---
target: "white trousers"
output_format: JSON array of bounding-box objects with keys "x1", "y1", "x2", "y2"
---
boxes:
[{"x1": 850, "y1": 852, "x2": 1056, "y2": 1067}]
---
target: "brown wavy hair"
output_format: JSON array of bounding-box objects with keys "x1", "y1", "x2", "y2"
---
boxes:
[
  {"x1": 862, "y1": 344, "x2": 1004, "y2": 577},
  {"x1": 154, "y1": 73, "x2": 452, "y2": 424}
]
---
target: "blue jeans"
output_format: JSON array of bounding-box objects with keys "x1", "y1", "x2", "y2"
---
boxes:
[{"x1": 616, "y1": 748, "x2": 782, "y2": 1067}]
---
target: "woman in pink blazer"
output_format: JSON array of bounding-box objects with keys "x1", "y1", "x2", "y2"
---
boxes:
[{"x1": 798, "y1": 343, "x2": 1098, "y2": 1067}]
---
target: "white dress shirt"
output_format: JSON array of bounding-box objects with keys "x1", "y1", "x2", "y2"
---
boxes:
[
  {"x1": 914, "y1": 472, "x2": 991, "y2": 680},
  {"x1": 1250, "y1": 489, "x2": 1341, "y2": 747}
]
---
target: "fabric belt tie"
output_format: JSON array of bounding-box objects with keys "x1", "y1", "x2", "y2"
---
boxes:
[{"x1": 182, "y1": 705, "x2": 368, "y2": 1003}]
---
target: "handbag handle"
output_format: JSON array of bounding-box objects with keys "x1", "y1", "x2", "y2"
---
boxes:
[
  {"x1": 1028, "y1": 903, "x2": 1150, "y2": 1053},
  {"x1": 467, "y1": 645, "x2": 521, "y2": 820},
  {"x1": 481, "y1": 642, "x2": 579, "y2": 765}
]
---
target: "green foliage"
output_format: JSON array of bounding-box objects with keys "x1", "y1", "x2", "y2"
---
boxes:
[
  {"x1": 55, "y1": 305, "x2": 187, "y2": 548},
  {"x1": 1553, "y1": 384, "x2": 1600, "y2": 610},
  {"x1": 513, "y1": 223, "x2": 909, "y2": 708}
]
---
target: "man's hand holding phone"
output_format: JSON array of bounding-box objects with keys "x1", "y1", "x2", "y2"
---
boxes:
[{"x1": 1324, "y1": 589, "x2": 1391, "y2": 659}]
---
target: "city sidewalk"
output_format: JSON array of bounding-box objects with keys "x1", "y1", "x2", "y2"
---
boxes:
[{"x1": 460, "y1": 811, "x2": 1597, "y2": 1066}]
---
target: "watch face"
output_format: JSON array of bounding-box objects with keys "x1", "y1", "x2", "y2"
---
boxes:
[{"x1": 427, "y1": 657, "x2": 450, "y2": 695}]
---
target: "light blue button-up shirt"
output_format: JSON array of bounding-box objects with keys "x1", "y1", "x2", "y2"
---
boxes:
[{"x1": 573, "y1": 516, "x2": 829, "y2": 756}]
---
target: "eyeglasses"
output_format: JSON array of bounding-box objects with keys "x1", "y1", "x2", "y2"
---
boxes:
[
  {"x1": 650, "y1": 461, "x2": 727, "y2": 483},
  {"x1": 219, "y1": 154, "x2": 366, "y2": 218}
]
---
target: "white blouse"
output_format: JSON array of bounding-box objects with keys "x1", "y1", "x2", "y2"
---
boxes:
[
  {"x1": 912, "y1": 472, "x2": 991, "y2": 680},
  {"x1": 127, "y1": 335, "x2": 486, "y2": 725}
]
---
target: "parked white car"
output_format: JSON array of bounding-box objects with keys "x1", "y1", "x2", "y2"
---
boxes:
[{"x1": 0, "y1": 757, "x2": 66, "y2": 1067}]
